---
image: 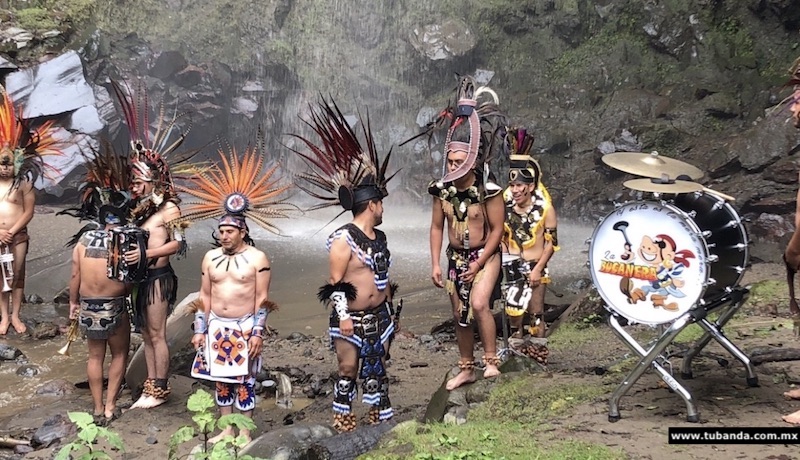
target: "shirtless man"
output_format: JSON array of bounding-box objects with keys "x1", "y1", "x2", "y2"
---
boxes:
[
  {"x1": 69, "y1": 207, "x2": 131, "y2": 425},
  {"x1": 191, "y1": 215, "x2": 270, "y2": 443},
  {"x1": 501, "y1": 137, "x2": 558, "y2": 340},
  {"x1": 781, "y1": 169, "x2": 800, "y2": 424},
  {"x1": 0, "y1": 154, "x2": 33, "y2": 335},
  {"x1": 126, "y1": 161, "x2": 183, "y2": 410}
]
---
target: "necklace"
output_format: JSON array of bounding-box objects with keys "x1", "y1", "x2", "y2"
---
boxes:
[{"x1": 212, "y1": 247, "x2": 249, "y2": 271}]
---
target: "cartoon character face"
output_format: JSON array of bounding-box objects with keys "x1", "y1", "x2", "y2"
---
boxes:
[{"x1": 638, "y1": 236, "x2": 675, "y2": 266}]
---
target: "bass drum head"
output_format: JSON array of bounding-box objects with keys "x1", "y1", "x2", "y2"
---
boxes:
[
  {"x1": 672, "y1": 192, "x2": 749, "y2": 298},
  {"x1": 589, "y1": 201, "x2": 709, "y2": 326}
]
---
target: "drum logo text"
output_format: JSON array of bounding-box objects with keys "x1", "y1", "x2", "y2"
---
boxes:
[{"x1": 598, "y1": 261, "x2": 657, "y2": 281}]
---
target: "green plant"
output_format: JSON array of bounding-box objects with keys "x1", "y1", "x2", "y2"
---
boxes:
[
  {"x1": 168, "y1": 389, "x2": 262, "y2": 460},
  {"x1": 55, "y1": 412, "x2": 124, "y2": 460}
]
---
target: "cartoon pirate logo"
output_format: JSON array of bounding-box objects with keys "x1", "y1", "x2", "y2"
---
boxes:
[{"x1": 627, "y1": 234, "x2": 696, "y2": 311}]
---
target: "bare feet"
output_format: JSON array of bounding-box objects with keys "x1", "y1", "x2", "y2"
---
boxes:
[
  {"x1": 783, "y1": 388, "x2": 800, "y2": 400},
  {"x1": 483, "y1": 363, "x2": 501, "y2": 379},
  {"x1": 208, "y1": 427, "x2": 235, "y2": 444},
  {"x1": 0, "y1": 320, "x2": 8, "y2": 335},
  {"x1": 130, "y1": 395, "x2": 167, "y2": 409},
  {"x1": 446, "y1": 369, "x2": 477, "y2": 391},
  {"x1": 239, "y1": 430, "x2": 252, "y2": 446},
  {"x1": 11, "y1": 318, "x2": 26, "y2": 334},
  {"x1": 782, "y1": 409, "x2": 800, "y2": 425}
]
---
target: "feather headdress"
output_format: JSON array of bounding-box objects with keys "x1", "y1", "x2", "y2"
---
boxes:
[
  {"x1": 288, "y1": 97, "x2": 396, "y2": 215},
  {"x1": 57, "y1": 140, "x2": 133, "y2": 246},
  {"x1": 0, "y1": 87, "x2": 63, "y2": 189},
  {"x1": 771, "y1": 57, "x2": 800, "y2": 126},
  {"x1": 505, "y1": 127, "x2": 540, "y2": 185},
  {"x1": 401, "y1": 75, "x2": 506, "y2": 183},
  {"x1": 110, "y1": 80, "x2": 196, "y2": 208},
  {"x1": 174, "y1": 138, "x2": 295, "y2": 236}
]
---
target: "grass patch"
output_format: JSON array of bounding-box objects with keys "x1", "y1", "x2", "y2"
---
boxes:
[
  {"x1": 742, "y1": 279, "x2": 787, "y2": 314},
  {"x1": 364, "y1": 376, "x2": 619, "y2": 459},
  {"x1": 548, "y1": 323, "x2": 607, "y2": 352}
]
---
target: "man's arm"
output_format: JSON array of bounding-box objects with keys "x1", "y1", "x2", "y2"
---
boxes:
[
  {"x1": 199, "y1": 252, "x2": 212, "y2": 315},
  {"x1": 328, "y1": 237, "x2": 350, "y2": 284},
  {"x1": 255, "y1": 250, "x2": 271, "y2": 313},
  {"x1": 68, "y1": 245, "x2": 82, "y2": 319},
  {"x1": 430, "y1": 197, "x2": 445, "y2": 287},
  {"x1": 474, "y1": 194, "x2": 505, "y2": 269},
  {"x1": 145, "y1": 203, "x2": 183, "y2": 259},
  {"x1": 9, "y1": 181, "x2": 35, "y2": 235},
  {"x1": 532, "y1": 207, "x2": 558, "y2": 279}
]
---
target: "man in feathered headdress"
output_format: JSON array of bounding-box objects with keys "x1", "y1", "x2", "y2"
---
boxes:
[
  {"x1": 427, "y1": 76, "x2": 507, "y2": 390},
  {"x1": 111, "y1": 82, "x2": 188, "y2": 409},
  {"x1": 501, "y1": 127, "x2": 558, "y2": 360},
  {"x1": 0, "y1": 88, "x2": 62, "y2": 335},
  {"x1": 62, "y1": 143, "x2": 133, "y2": 425},
  {"x1": 291, "y1": 98, "x2": 398, "y2": 432},
  {"x1": 181, "y1": 141, "x2": 291, "y2": 443}
]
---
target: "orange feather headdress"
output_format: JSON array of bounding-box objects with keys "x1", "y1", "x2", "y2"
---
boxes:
[
  {"x1": 174, "y1": 138, "x2": 295, "y2": 236},
  {"x1": 0, "y1": 87, "x2": 63, "y2": 189}
]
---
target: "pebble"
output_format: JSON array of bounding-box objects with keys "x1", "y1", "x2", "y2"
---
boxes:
[{"x1": 146, "y1": 436, "x2": 158, "y2": 445}]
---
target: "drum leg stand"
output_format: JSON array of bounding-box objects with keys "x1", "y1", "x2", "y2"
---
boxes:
[
  {"x1": 607, "y1": 313, "x2": 700, "y2": 423},
  {"x1": 680, "y1": 286, "x2": 757, "y2": 387},
  {"x1": 496, "y1": 298, "x2": 527, "y2": 362}
]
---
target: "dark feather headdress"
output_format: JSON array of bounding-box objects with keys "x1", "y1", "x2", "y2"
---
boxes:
[
  {"x1": 173, "y1": 138, "x2": 295, "y2": 236},
  {"x1": 288, "y1": 97, "x2": 396, "y2": 216},
  {"x1": 0, "y1": 87, "x2": 64, "y2": 189},
  {"x1": 110, "y1": 80, "x2": 198, "y2": 223},
  {"x1": 57, "y1": 140, "x2": 133, "y2": 246}
]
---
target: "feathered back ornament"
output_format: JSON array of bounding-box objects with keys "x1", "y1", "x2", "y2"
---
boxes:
[
  {"x1": 174, "y1": 137, "x2": 295, "y2": 236},
  {"x1": 110, "y1": 80, "x2": 194, "y2": 201},
  {"x1": 0, "y1": 87, "x2": 63, "y2": 189},
  {"x1": 57, "y1": 140, "x2": 133, "y2": 246},
  {"x1": 505, "y1": 127, "x2": 540, "y2": 185},
  {"x1": 401, "y1": 75, "x2": 506, "y2": 183},
  {"x1": 289, "y1": 97, "x2": 396, "y2": 214}
]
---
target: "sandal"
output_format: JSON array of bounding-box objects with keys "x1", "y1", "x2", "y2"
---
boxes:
[{"x1": 98, "y1": 408, "x2": 122, "y2": 427}]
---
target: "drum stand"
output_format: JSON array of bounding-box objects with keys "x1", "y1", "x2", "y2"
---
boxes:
[
  {"x1": 496, "y1": 265, "x2": 527, "y2": 363},
  {"x1": 607, "y1": 286, "x2": 755, "y2": 423}
]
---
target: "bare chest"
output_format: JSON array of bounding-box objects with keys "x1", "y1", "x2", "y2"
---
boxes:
[{"x1": 208, "y1": 253, "x2": 256, "y2": 283}]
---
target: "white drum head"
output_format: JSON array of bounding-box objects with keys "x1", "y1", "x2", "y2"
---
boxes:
[{"x1": 589, "y1": 201, "x2": 709, "y2": 326}]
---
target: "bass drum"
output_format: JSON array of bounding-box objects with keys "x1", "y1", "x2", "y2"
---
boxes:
[
  {"x1": 671, "y1": 191, "x2": 749, "y2": 299},
  {"x1": 589, "y1": 201, "x2": 709, "y2": 326}
]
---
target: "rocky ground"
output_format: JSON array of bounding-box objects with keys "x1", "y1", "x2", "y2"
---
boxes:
[{"x1": 1, "y1": 209, "x2": 799, "y2": 459}]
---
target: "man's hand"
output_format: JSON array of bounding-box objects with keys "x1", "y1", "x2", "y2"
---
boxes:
[
  {"x1": 459, "y1": 261, "x2": 480, "y2": 284},
  {"x1": 248, "y1": 335, "x2": 263, "y2": 359},
  {"x1": 191, "y1": 332, "x2": 205, "y2": 350},
  {"x1": 431, "y1": 265, "x2": 444, "y2": 288},
  {"x1": 124, "y1": 244, "x2": 141, "y2": 264},
  {"x1": 339, "y1": 317, "x2": 354, "y2": 336},
  {"x1": 69, "y1": 302, "x2": 80, "y2": 320},
  {"x1": 528, "y1": 268, "x2": 542, "y2": 288},
  {"x1": 0, "y1": 230, "x2": 12, "y2": 245}
]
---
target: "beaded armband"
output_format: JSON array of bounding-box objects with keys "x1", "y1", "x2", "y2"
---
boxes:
[
  {"x1": 193, "y1": 311, "x2": 207, "y2": 334},
  {"x1": 544, "y1": 227, "x2": 560, "y2": 251}
]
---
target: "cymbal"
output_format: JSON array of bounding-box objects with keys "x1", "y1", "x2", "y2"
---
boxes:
[
  {"x1": 623, "y1": 178, "x2": 704, "y2": 194},
  {"x1": 602, "y1": 151, "x2": 704, "y2": 180}
]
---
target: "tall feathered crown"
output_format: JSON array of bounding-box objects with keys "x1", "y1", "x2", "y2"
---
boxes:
[
  {"x1": 289, "y1": 97, "x2": 396, "y2": 215},
  {"x1": 110, "y1": 80, "x2": 193, "y2": 200},
  {"x1": 0, "y1": 87, "x2": 63, "y2": 189},
  {"x1": 401, "y1": 76, "x2": 506, "y2": 183},
  {"x1": 173, "y1": 137, "x2": 295, "y2": 236},
  {"x1": 57, "y1": 140, "x2": 133, "y2": 246},
  {"x1": 505, "y1": 127, "x2": 540, "y2": 185}
]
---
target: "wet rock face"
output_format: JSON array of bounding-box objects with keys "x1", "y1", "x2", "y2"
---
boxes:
[{"x1": 409, "y1": 18, "x2": 476, "y2": 60}]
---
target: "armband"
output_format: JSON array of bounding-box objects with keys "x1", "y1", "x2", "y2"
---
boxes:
[
  {"x1": 193, "y1": 311, "x2": 207, "y2": 334},
  {"x1": 252, "y1": 307, "x2": 268, "y2": 338},
  {"x1": 544, "y1": 227, "x2": 560, "y2": 251},
  {"x1": 318, "y1": 281, "x2": 358, "y2": 321}
]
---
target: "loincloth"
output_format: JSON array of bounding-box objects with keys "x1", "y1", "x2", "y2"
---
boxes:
[
  {"x1": 133, "y1": 264, "x2": 178, "y2": 329},
  {"x1": 328, "y1": 301, "x2": 395, "y2": 350},
  {"x1": 191, "y1": 311, "x2": 261, "y2": 384},
  {"x1": 79, "y1": 296, "x2": 128, "y2": 340},
  {"x1": 503, "y1": 258, "x2": 549, "y2": 317}
]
